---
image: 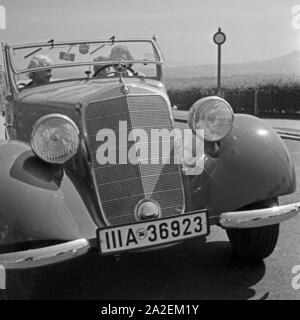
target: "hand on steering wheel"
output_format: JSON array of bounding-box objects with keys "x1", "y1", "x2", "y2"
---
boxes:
[{"x1": 93, "y1": 64, "x2": 136, "y2": 78}]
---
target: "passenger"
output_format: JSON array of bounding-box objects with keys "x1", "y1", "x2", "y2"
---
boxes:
[{"x1": 27, "y1": 54, "x2": 53, "y2": 86}]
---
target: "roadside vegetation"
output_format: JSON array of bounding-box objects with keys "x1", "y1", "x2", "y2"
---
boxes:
[{"x1": 166, "y1": 74, "x2": 300, "y2": 118}]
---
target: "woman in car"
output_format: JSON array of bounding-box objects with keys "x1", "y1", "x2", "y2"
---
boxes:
[{"x1": 27, "y1": 54, "x2": 53, "y2": 86}]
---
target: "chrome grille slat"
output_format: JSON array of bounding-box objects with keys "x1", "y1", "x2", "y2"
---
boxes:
[
  {"x1": 101, "y1": 188, "x2": 183, "y2": 204},
  {"x1": 86, "y1": 113, "x2": 132, "y2": 137},
  {"x1": 97, "y1": 179, "x2": 144, "y2": 202},
  {"x1": 142, "y1": 173, "x2": 182, "y2": 194},
  {"x1": 85, "y1": 97, "x2": 128, "y2": 119},
  {"x1": 84, "y1": 95, "x2": 185, "y2": 226},
  {"x1": 97, "y1": 171, "x2": 181, "y2": 187},
  {"x1": 139, "y1": 163, "x2": 179, "y2": 176},
  {"x1": 89, "y1": 141, "x2": 136, "y2": 158},
  {"x1": 95, "y1": 165, "x2": 140, "y2": 185},
  {"x1": 151, "y1": 189, "x2": 184, "y2": 208},
  {"x1": 127, "y1": 116, "x2": 174, "y2": 127},
  {"x1": 161, "y1": 206, "x2": 185, "y2": 217}
]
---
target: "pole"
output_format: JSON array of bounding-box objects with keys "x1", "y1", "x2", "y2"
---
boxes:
[
  {"x1": 213, "y1": 27, "x2": 226, "y2": 97},
  {"x1": 217, "y1": 44, "x2": 221, "y2": 96}
]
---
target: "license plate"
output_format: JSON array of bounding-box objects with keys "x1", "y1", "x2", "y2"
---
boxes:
[{"x1": 98, "y1": 210, "x2": 209, "y2": 254}]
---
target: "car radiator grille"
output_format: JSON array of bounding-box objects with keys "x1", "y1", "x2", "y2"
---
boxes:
[{"x1": 84, "y1": 95, "x2": 185, "y2": 226}]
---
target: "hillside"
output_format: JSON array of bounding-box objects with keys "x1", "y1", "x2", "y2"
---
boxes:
[{"x1": 165, "y1": 51, "x2": 300, "y2": 78}]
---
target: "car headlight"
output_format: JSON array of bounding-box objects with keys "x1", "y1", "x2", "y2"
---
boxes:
[
  {"x1": 31, "y1": 114, "x2": 80, "y2": 164},
  {"x1": 188, "y1": 96, "x2": 234, "y2": 142}
]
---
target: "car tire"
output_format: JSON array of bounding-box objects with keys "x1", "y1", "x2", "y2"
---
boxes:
[{"x1": 226, "y1": 199, "x2": 280, "y2": 262}]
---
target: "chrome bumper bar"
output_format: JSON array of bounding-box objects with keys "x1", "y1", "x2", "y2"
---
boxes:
[
  {"x1": 0, "y1": 238, "x2": 90, "y2": 270},
  {"x1": 219, "y1": 202, "x2": 300, "y2": 229}
]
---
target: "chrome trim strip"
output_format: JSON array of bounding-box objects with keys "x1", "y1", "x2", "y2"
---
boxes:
[
  {"x1": 81, "y1": 98, "x2": 112, "y2": 227},
  {"x1": 159, "y1": 93, "x2": 186, "y2": 214},
  {"x1": 278, "y1": 132, "x2": 300, "y2": 141},
  {"x1": 9, "y1": 39, "x2": 164, "y2": 76},
  {"x1": 276, "y1": 130, "x2": 300, "y2": 138},
  {"x1": 11, "y1": 38, "x2": 159, "y2": 49},
  {"x1": 14, "y1": 60, "x2": 163, "y2": 75},
  {"x1": 0, "y1": 239, "x2": 90, "y2": 269},
  {"x1": 219, "y1": 202, "x2": 300, "y2": 229}
]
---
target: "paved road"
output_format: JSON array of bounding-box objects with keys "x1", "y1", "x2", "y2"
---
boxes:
[{"x1": 1, "y1": 115, "x2": 300, "y2": 299}]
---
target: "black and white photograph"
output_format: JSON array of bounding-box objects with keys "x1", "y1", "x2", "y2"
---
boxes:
[{"x1": 0, "y1": 0, "x2": 299, "y2": 303}]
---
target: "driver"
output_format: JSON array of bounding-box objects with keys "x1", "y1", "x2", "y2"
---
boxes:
[
  {"x1": 27, "y1": 54, "x2": 53, "y2": 86},
  {"x1": 109, "y1": 45, "x2": 141, "y2": 76},
  {"x1": 110, "y1": 45, "x2": 134, "y2": 61},
  {"x1": 93, "y1": 46, "x2": 144, "y2": 77}
]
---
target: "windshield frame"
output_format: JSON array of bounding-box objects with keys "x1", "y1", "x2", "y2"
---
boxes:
[{"x1": 3, "y1": 38, "x2": 165, "y2": 94}]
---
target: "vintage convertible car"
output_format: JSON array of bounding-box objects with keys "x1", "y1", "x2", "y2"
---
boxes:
[{"x1": 0, "y1": 37, "x2": 299, "y2": 298}]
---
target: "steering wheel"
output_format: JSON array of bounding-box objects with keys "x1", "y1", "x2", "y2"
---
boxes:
[{"x1": 93, "y1": 64, "x2": 136, "y2": 78}]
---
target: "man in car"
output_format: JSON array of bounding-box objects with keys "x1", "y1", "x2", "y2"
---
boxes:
[
  {"x1": 110, "y1": 45, "x2": 134, "y2": 62},
  {"x1": 27, "y1": 54, "x2": 53, "y2": 86},
  {"x1": 109, "y1": 45, "x2": 144, "y2": 77}
]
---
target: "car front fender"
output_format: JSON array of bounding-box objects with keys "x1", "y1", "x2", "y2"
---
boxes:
[
  {"x1": 0, "y1": 140, "x2": 99, "y2": 251},
  {"x1": 190, "y1": 114, "x2": 296, "y2": 221}
]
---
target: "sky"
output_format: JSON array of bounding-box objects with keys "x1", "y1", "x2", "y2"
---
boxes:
[{"x1": 0, "y1": 0, "x2": 299, "y2": 65}]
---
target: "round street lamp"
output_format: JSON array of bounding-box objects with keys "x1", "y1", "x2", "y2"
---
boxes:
[{"x1": 213, "y1": 28, "x2": 226, "y2": 45}]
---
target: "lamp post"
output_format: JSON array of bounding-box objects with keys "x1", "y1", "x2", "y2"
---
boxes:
[{"x1": 213, "y1": 27, "x2": 226, "y2": 96}]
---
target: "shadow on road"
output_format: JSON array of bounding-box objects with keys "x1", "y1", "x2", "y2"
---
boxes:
[{"x1": 35, "y1": 238, "x2": 266, "y2": 300}]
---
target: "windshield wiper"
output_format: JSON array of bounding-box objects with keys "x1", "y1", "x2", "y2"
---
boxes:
[
  {"x1": 90, "y1": 36, "x2": 115, "y2": 55},
  {"x1": 24, "y1": 39, "x2": 55, "y2": 59},
  {"x1": 90, "y1": 44, "x2": 106, "y2": 55},
  {"x1": 24, "y1": 48, "x2": 42, "y2": 59}
]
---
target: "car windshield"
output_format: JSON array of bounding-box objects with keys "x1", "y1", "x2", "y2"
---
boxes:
[{"x1": 8, "y1": 39, "x2": 162, "y2": 85}]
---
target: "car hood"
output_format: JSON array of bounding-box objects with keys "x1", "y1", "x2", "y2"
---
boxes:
[{"x1": 17, "y1": 78, "x2": 166, "y2": 106}]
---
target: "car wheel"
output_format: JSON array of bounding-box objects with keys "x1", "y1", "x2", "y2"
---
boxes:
[
  {"x1": 0, "y1": 269, "x2": 37, "y2": 300},
  {"x1": 226, "y1": 199, "x2": 280, "y2": 262}
]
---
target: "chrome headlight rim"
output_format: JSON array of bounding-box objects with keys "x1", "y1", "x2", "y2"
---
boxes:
[
  {"x1": 188, "y1": 96, "x2": 234, "y2": 142},
  {"x1": 31, "y1": 113, "x2": 80, "y2": 164}
]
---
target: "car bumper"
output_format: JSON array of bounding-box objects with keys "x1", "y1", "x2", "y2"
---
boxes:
[
  {"x1": 1, "y1": 202, "x2": 299, "y2": 269},
  {"x1": 0, "y1": 238, "x2": 90, "y2": 270},
  {"x1": 219, "y1": 202, "x2": 300, "y2": 229}
]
